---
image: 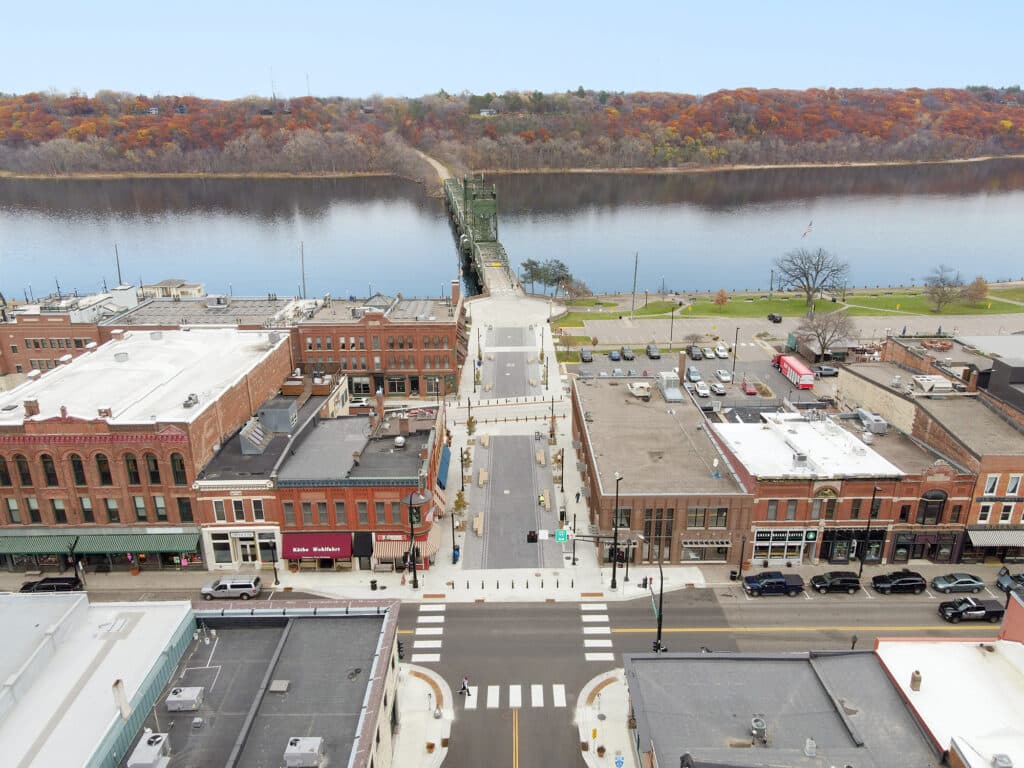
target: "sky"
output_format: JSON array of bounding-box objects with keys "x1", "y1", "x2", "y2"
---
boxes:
[{"x1": 6, "y1": 1, "x2": 1023, "y2": 100}]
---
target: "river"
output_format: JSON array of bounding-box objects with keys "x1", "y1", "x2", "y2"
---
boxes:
[{"x1": 2, "y1": 159, "x2": 1024, "y2": 300}]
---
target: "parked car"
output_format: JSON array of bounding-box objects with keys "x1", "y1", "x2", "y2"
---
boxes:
[
  {"x1": 742, "y1": 380, "x2": 758, "y2": 395},
  {"x1": 580, "y1": 348, "x2": 594, "y2": 363},
  {"x1": 694, "y1": 381, "x2": 711, "y2": 397},
  {"x1": 701, "y1": 346, "x2": 716, "y2": 360},
  {"x1": 813, "y1": 365, "x2": 840, "y2": 377},
  {"x1": 686, "y1": 366, "x2": 702, "y2": 382},
  {"x1": 996, "y1": 570, "x2": 1024, "y2": 593},
  {"x1": 742, "y1": 571, "x2": 804, "y2": 597},
  {"x1": 688, "y1": 345, "x2": 703, "y2": 360},
  {"x1": 809, "y1": 571, "x2": 861, "y2": 595},
  {"x1": 715, "y1": 369, "x2": 732, "y2": 383},
  {"x1": 201, "y1": 576, "x2": 263, "y2": 600},
  {"x1": 609, "y1": 349, "x2": 621, "y2": 361},
  {"x1": 621, "y1": 346, "x2": 636, "y2": 361},
  {"x1": 20, "y1": 576, "x2": 83, "y2": 593},
  {"x1": 349, "y1": 397, "x2": 369, "y2": 408},
  {"x1": 715, "y1": 344, "x2": 729, "y2": 358},
  {"x1": 767, "y1": 313, "x2": 783, "y2": 323},
  {"x1": 611, "y1": 367, "x2": 625, "y2": 377},
  {"x1": 931, "y1": 572, "x2": 984, "y2": 594},
  {"x1": 710, "y1": 382, "x2": 726, "y2": 396},
  {"x1": 646, "y1": 344, "x2": 662, "y2": 359},
  {"x1": 938, "y1": 597, "x2": 1005, "y2": 623},
  {"x1": 871, "y1": 569, "x2": 926, "y2": 594}
]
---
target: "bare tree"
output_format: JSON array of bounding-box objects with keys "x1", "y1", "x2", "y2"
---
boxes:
[
  {"x1": 774, "y1": 248, "x2": 850, "y2": 307},
  {"x1": 795, "y1": 310, "x2": 858, "y2": 359},
  {"x1": 924, "y1": 265, "x2": 964, "y2": 312}
]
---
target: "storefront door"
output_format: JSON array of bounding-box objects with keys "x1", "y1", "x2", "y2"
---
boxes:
[{"x1": 240, "y1": 541, "x2": 258, "y2": 563}]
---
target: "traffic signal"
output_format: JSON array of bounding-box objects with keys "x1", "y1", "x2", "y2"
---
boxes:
[
  {"x1": 397, "y1": 641, "x2": 405, "y2": 660},
  {"x1": 641, "y1": 577, "x2": 649, "y2": 589},
  {"x1": 527, "y1": 530, "x2": 538, "y2": 543}
]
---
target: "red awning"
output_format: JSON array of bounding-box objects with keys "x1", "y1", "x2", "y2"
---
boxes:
[{"x1": 282, "y1": 532, "x2": 352, "y2": 559}]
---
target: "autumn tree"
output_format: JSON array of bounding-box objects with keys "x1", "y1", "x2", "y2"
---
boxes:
[
  {"x1": 963, "y1": 276, "x2": 988, "y2": 304},
  {"x1": 795, "y1": 310, "x2": 858, "y2": 359},
  {"x1": 774, "y1": 248, "x2": 850, "y2": 308},
  {"x1": 713, "y1": 289, "x2": 729, "y2": 311},
  {"x1": 924, "y1": 265, "x2": 965, "y2": 312}
]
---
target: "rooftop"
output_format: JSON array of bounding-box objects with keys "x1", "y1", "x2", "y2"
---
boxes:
[
  {"x1": 876, "y1": 634, "x2": 1024, "y2": 767},
  {"x1": 102, "y1": 295, "x2": 312, "y2": 327},
  {"x1": 847, "y1": 361, "x2": 1024, "y2": 458},
  {"x1": 131, "y1": 612, "x2": 390, "y2": 768},
  {"x1": 625, "y1": 651, "x2": 940, "y2": 768},
  {"x1": 304, "y1": 295, "x2": 456, "y2": 324},
  {"x1": 958, "y1": 334, "x2": 1024, "y2": 366},
  {"x1": 0, "y1": 328, "x2": 288, "y2": 427},
  {"x1": 712, "y1": 412, "x2": 905, "y2": 480},
  {"x1": 574, "y1": 378, "x2": 744, "y2": 495},
  {"x1": 0, "y1": 594, "x2": 193, "y2": 768}
]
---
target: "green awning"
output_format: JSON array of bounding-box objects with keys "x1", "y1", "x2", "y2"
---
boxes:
[
  {"x1": 74, "y1": 532, "x2": 200, "y2": 554},
  {"x1": 0, "y1": 534, "x2": 78, "y2": 555}
]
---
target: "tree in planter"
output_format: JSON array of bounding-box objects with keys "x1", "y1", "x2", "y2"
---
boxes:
[
  {"x1": 923, "y1": 265, "x2": 964, "y2": 312},
  {"x1": 453, "y1": 490, "x2": 468, "y2": 516},
  {"x1": 466, "y1": 416, "x2": 477, "y2": 435}
]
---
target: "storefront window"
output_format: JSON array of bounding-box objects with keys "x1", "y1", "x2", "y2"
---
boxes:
[
  {"x1": 387, "y1": 376, "x2": 406, "y2": 394},
  {"x1": 352, "y1": 377, "x2": 371, "y2": 396},
  {"x1": 258, "y1": 532, "x2": 276, "y2": 562},
  {"x1": 212, "y1": 533, "x2": 232, "y2": 563}
]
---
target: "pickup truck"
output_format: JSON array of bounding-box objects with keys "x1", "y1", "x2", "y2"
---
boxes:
[
  {"x1": 742, "y1": 571, "x2": 805, "y2": 597},
  {"x1": 938, "y1": 597, "x2": 1005, "y2": 624}
]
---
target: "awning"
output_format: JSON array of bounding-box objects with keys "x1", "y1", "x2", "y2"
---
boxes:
[
  {"x1": 422, "y1": 523, "x2": 441, "y2": 557},
  {"x1": 281, "y1": 532, "x2": 352, "y2": 559},
  {"x1": 74, "y1": 532, "x2": 200, "y2": 554},
  {"x1": 373, "y1": 536, "x2": 412, "y2": 561},
  {"x1": 681, "y1": 539, "x2": 732, "y2": 548},
  {"x1": 0, "y1": 534, "x2": 78, "y2": 555},
  {"x1": 437, "y1": 446, "x2": 452, "y2": 490},
  {"x1": 968, "y1": 528, "x2": 1024, "y2": 547}
]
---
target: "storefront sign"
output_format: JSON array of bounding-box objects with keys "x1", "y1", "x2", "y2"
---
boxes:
[{"x1": 281, "y1": 532, "x2": 352, "y2": 559}]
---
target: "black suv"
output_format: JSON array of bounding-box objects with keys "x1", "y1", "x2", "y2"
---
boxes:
[
  {"x1": 20, "y1": 576, "x2": 84, "y2": 593},
  {"x1": 871, "y1": 569, "x2": 926, "y2": 595},
  {"x1": 809, "y1": 571, "x2": 861, "y2": 595},
  {"x1": 620, "y1": 346, "x2": 636, "y2": 361},
  {"x1": 767, "y1": 313, "x2": 783, "y2": 323},
  {"x1": 688, "y1": 345, "x2": 703, "y2": 360}
]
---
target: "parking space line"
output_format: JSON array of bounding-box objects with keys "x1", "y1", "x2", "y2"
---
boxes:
[
  {"x1": 862, "y1": 588, "x2": 874, "y2": 599},
  {"x1": 984, "y1": 587, "x2": 998, "y2": 599},
  {"x1": 925, "y1": 589, "x2": 937, "y2": 600}
]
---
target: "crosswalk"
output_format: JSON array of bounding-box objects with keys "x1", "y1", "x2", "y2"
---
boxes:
[
  {"x1": 411, "y1": 604, "x2": 446, "y2": 663},
  {"x1": 580, "y1": 602, "x2": 615, "y2": 661},
  {"x1": 461, "y1": 683, "x2": 568, "y2": 710}
]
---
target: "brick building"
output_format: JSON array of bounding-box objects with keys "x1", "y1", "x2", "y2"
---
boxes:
[
  {"x1": 0, "y1": 327, "x2": 292, "y2": 572},
  {"x1": 194, "y1": 392, "x2": 448, "y2": 573},
  {"x1": 711, "y1": 412, "x2": 975, "y2": 566},
  {"x1": 571, "y1": 378, "x2": 753, "y2": 566}
]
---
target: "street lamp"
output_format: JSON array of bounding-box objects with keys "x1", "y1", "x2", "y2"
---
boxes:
[
  {"x1": 636, "y1": 533, "x2": 666, "y2": 652},
  {"x1": 736, "y1": 533, "x2": 747, "y2": 581},
  {"x1": 402, "y1": 490, "x2": 432, "y2": 590},
  {"x1": 269, "y1": 539, "x2": 280, "y2": 586},
  {"x1": 858, "y1": 485, "x2": 882, "y2": 579},
  {"x1": 624, "y1": 538, "x2": 632, "y2": 582},
  {"x1": 669, "y1": 303, "x2": 675, "y2": 351},
  {"x1": 610, "y1": 472, "x2": 623, "y2": 591},
  {"x1": 571, "y1": 512, "x2": 578, "y2": 566},
  {"x1": 732, "y1": 327, "x2": 740, "y2": 375}
]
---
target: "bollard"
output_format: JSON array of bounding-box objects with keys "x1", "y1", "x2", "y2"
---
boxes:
[
  {"x1": 571, "y1": 579, "x2": 574, "y2": 588},
  {"x1": 541, "y1": 580, "x2": 544, "y2": 588},
  {"x1": 467, "y1": 581, "x2": 470, "y2": 590}
]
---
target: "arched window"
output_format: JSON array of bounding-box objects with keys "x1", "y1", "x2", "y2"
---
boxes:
[
  {"x1": 95, "y1": 454, "x2": 113, "y2": 486},
  {"x1": 171, "y1": 453, "x2": 188, "y2": 486},
  {"x1": 0, "y1": 457, "x2": 11, "y2": 487},
  {"x1": 14, "y1": 454, "x2": 32, "y2": 486},
  {"x1": 124, "y1": 453, "x2": 141, "y2": 485},
  {"x1": 70, "y1": 454, "x2": 87, "y2": 486},
  {"x1": 40, "y1": 454, "x2": 59, "y2": 486},
  {"x1": 145, "y1": 453, "x2": 161, "y2": 484},
  {"x1": 917, "y1": 489, "x2": 947, "y2": 526}
]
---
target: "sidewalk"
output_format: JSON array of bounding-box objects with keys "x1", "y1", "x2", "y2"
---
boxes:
[{"x1": 392, "y1": 664, "x2": 452, "y2": 768}]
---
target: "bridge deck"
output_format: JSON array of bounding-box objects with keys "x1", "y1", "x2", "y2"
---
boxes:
[{"x1": 445, "y1": 177, "x2": 519, "y2": 297}]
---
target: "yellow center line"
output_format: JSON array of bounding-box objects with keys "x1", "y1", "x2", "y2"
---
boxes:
[
  {"x1": 613, "y1": 625, "x2": 999, "y2": 633},
  {"x1": 512, "y1": 707, "x2": 519, "y2": 768}
]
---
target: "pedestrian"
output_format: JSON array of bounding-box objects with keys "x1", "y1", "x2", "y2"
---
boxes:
[
  {"x1": 459, "y1": 676, "x2": 471, "y2": 695},
  {"x1": 575, "y1": 491, "x2": 581, "y2": 504}
]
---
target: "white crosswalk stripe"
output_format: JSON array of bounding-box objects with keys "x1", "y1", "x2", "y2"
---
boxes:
[
  {"x1": 464, "y1": 686, "x2": 479, "y2": 709},
  {"x1": 552, "y1": 684, "x2": 566, "y2": 708},
  {"x1": 410, "y1": 653, "x2": 440, "y2": 663},
  {"x1": 413, "y1": 640, "x2": 442, "y2": 649},
  {"x1": 417, "y1": 615, "x2": 445, "y2": 624},
  {"x1": 508, "y1": 685, "x2": 522, "y2": 708},
  {"x1": 581, "y1": 614, "x2": 609, "y2": 623},
  {"x1": 582, "y1": 626, "x2": 611, "y2": 635},
  {"x1": 584, "y1": 638, "x2": 613, "y2": 648},
  {"x1": 487, "y1": 685, "x2": 500, "y2": 709},
  {"x1": 580, "y1": 603, "x2": 608, "y2": 611},
  {"x1": 585, "y1": 652, "x2": 616, "y2": 662},
  {"x1": 415, "y1": 627, "x2": 444, "y2": 636},
  {"x1": 531, "y1": 684, "x2": 544, "y2": 707},
  {"x1": 419, "y1": 604, "x2": 446, "y2": 612}
]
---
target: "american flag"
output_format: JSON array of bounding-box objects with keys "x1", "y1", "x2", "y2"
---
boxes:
[{"x1": 801, "y1": 220, "x2": 814, "y2": 239}]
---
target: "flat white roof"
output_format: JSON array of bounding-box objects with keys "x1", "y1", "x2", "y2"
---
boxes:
[
  {"x1": 876, "y1": 636, "x2": 1024, "y2": 767},
  {"x1": 712, "y1": 412, "x2": 904, "y2": 479},
  {"x1": 0, "y1": 594, "x2": 192, "y2": 768},
  {"x1": 0, "y1": 328, "x2": 287, "y2": 426}
]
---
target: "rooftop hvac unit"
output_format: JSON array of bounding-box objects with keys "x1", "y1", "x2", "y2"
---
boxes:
[
  {"x1": 283, "y1": 736, "x2": 325, "y2": 768},
  {"x1": 126, "y1": 732, "x2": 171, "y2": 768},
  {"x1": 166, "y1": 686, "x2": 204, "y2": 712},
  {"x1": 992, "y1": 754, "x2": 1013, "y2": 768}
]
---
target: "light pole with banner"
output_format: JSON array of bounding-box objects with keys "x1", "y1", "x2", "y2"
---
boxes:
[
  {"x1": 610, "y1": 472, "x2": 623, "y2": 590},
  {"x1": 858, "y1": 485, "x2": 882, "y2": 580},
  {"x1": 269, "y1": 539, "x2": 280, "y2": 586},
  {"x1": 636, "y1": 533, "x2": 666, "y2": 652},
  {"x1": 402, "y1": 490, "x2": 432, "y2": 590}
]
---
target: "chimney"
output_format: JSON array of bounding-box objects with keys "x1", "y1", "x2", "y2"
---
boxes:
[
  {"x1": 451, "y1": 279, "x2": 460, "y2": 306},
  {"x1": 352, "y1": 450, "x2": 361, "y2": 466},
  {"x1": 967, "y1": 369, "x2": 979, "y2": 393},
  {"x1": 399, "y1": 417, "x2": 410, "y2": 435},
  {"x1": 678, "y1": 350, "x2": 687, "y2": 375},
  {"x1": 910, "y1": 670, "x2": 922, "y2": 691},
  {"x1": 112, "y1": 679, "x2": 131, "y2": 720},
  {"x1": 23, "y1": 399, "x2": 40, "y2": 417},
  {"x1": 60, "y1": 405, "x2": 68, "y2": 420},
  {"x1": 98, "y1": 407, "x2": 113, "y2": 418},
  {"x1": 375, "y1": 388, "x2": 385, "y2": 423}
]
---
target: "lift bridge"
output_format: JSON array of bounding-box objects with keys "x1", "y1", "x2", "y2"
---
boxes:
[{"x1": 443, "y1": 175, "x2": 519, "y2": 296}]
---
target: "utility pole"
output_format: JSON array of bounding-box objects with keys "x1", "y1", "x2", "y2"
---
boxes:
[
  {"x1": 630, "y1": 252, "x2": 638, "y2": 319},
  {"x1": 732, "y1": 327, "x2": 740, "y2": 375},
  {"x1": 610, "y1": 472, "x2": 623, "y2": 590},
  {"x1": 114, "y1": 243, "x2": 122, "y2": 286}
]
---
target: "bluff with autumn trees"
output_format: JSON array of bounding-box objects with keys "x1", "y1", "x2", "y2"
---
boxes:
[{"x1": 0, "y1": 86, "x2": 1021, "y2": 177}]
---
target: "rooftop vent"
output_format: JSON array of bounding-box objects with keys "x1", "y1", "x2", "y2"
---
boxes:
[
  {"x1": 114, "y1": 351, "x2": 129, "y2": 363},
  {"x1": 98, "y1": 407, "x2": 113, "y2": 418},
  {"x1": 149, "y1": 331, "x2": 163, "y2": 340},
  {"x1": 166, "y1": 686, "x2": 204, "y2": 712},
  {"x1": 23, "y1": 399, "x2": 40, "y2": 417},
  {"x1": 283, "y1": 736, "x2": 325, "y2": 768},
  {"x1": 751, "y1": 714, "x2": 768, "y2": 745},
  {"x1": 992, "y1": 754, "x2": 1013, "y2": 768},
  {"x1": 803, "y1": 738, "x2": 816, "y2": 757},
  {"x1": 394, "y1": 435, "x2": 407, "y2": 449},
  {"x1": 182, "y1": 393, "x2": 199, "y2": 409},
  {"x1": 126, "y1": 731, "x2": 170, "y2": 768}
]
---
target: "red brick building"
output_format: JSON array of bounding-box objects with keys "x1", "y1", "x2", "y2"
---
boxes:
[{"x1": 0, "y1": 327, "x2": 293, "y2": 572}]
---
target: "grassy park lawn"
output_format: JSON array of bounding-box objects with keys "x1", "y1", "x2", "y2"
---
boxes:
[
  {"x1": 556, "y1": 350, "x2": 580, "y2": 363},
  {"x1": 683, "y1": 296, "x2": 841, "y2": 317},
  {"x1": 565, "y1": 298, "x2": 617, "y2": 307},
  {"x1": 842, "y1": 292, "x2": 1022, "y2": 316},
  {"x1": 989, "y1": 287, "x2": 1024, "y2": 303}
]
